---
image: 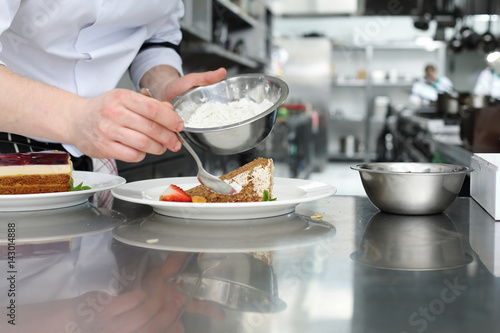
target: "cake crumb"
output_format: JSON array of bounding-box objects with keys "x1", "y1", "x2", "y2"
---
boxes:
[{"x1": 311, "y1": 212, "x2": 323, "y2": 220}]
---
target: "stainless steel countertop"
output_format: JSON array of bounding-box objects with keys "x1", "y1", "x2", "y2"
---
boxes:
[{"x1": 1, "y1": 195, "x2": 498, "y2": 332}]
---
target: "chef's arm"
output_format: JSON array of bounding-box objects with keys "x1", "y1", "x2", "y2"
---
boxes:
[
  {"x1": 0, "y1": 65, "x2": 83, "y2": 146},
  {"x1": 0, "y1": 64, "x2": 184, "y2": 162}
]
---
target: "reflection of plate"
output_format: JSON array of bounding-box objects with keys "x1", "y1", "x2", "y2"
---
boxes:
[
  {"x1": 0, "y1": 202, "x2": 126, "y2": 242},
  {"x1": 112, "y1": 212, "x2": 335, "y2": 252},
  {"x1": 0, "y1": 171, "x2": 126, "y2": 211},
  {"x1": 111, "y1": 177, "x2": 336, "y2": 219}
]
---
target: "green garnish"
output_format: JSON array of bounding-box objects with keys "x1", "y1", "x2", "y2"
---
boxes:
[
  {"x1": 262, "y1": 190, "x2": 277, "y2": 201},
  {"x1": 69, "y1": 180, "x2": 92, "y2": 191}
]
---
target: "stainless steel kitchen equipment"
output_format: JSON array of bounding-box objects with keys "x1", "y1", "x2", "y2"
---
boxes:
[
  {"x1": 172, "y1": 74, "x2": 289, "y2": 155},
  {"x1": 351, "y1": 162, "x2": 472, "y2": 215}
]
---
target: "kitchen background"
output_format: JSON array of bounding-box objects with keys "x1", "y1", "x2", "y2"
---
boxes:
[{"x1": 116, "y1": 0, "x2": 500, "y2": 195}]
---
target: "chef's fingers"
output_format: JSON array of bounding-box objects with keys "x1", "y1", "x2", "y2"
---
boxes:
[
  {"x1": 183, "y1": 67, "x2": 226, "y2": 89},
  {"x1": 76, "y1": 135, "x2": 160, "y2": 163},
  {"x1": 164, "y1": 68, "x2": 227, "y2": 102},
  {"x1": 89, "y1": 89, "x2": 184, "y2": 133},
  {"x1": 111, "y1": 114, "x2": 182, "y2": 153}
]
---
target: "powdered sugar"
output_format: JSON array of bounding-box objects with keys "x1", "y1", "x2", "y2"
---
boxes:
[{"x1": 185, "y1": 98, "x2": 274, "y2": 128}]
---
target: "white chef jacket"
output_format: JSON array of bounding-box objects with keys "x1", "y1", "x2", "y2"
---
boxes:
[
  {"x1": 409, "y1": 75, "x2": 454, "y2": 106},
  {"x1": 0, "y1": 0, "x2": 185, "y2": 156},
  {"x1": 474, "y1": 67, "x2": 500, "y2": 100}
]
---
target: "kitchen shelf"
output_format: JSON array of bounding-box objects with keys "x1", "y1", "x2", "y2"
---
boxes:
[
  {"x1": 182, "y1": 42, "x2": 261, "y2": 69},
  {"x1": 372, "y1": 82, "x2": 414, "y2": 87},
  {"x1": 181, "y1": 0, "x2": 270, "y2": 72},
  {"x1": 214, "y1": 0, "x2": 259, "y2": 29},
  {"x1": 332, "y1": 80, "x2": 366, "y2": 87},
  {"x1": 333, "y1": 80, "x2": 414, "y2": 88}
]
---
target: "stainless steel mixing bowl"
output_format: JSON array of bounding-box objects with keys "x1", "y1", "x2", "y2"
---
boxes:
[
  {"x1": 351, "y1": 162, "x2": 473, "y2": 215},
  {"x1": 172, "y1": 74, "x2": 289, "y2": 155}
]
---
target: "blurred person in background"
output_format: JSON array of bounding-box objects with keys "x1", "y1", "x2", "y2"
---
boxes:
[
  {"x1": 409, "y1": 64, "x2": 454, "y2": 106},
  {"x1": 473, "y1": 55, "x2": 500, "y2": 100}
]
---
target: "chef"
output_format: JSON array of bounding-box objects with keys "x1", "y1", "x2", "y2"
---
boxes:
[
  {"x1": 409, "y1": 64, "x2": 454, "y2": 106},
  {"x1": 0, "y1": 1, "x2": 226, "y2": 173},
  {"x1": 474, "y1": 66, "x2": 500, "y2": 100}
]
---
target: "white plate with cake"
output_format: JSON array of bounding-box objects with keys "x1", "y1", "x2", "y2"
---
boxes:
[
  {"x1": 112, "y1": 158, "x2": 337, "y2": 220},
  {"x1": 0, "y1": 171, "x2": 126, "y2": 211},
  {"x1": 0, "y1": 151, "x2": 125, "y2": 211}
]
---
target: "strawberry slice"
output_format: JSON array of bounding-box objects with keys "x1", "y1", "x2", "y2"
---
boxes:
[{"x1": 159, "y1": 184, "x2": 192, "y2": 202}]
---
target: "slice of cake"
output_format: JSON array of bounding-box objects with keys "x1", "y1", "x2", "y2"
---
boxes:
[
  {"x1": 0, "y1": 152, "x2": 73, "y2": 195},
  {"x1": 186, "y1": 157, "x2": 274, "y2": 203}
]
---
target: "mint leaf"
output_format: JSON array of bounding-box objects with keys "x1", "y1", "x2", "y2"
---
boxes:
[
  {"x1": 262, "y1": 190, "x2": 277, "y2": 201},
  {"x1": 69, "y1": 180, "x2": 92, "y2": 191}
]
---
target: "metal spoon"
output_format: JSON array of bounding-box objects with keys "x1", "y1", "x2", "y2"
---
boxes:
[
  {"x1": 140, "y1": 88, "x2": 237, "y2": 195},
  {"x1": 169, "y1": 253, "x2": 227, "y2": 326}
]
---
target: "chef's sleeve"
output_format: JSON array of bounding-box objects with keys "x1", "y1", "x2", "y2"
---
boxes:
[
  {"x1": 0, "y1": 1, "x2": 21, "y2": 67},
  {"x1": 129, "y1": 0, "x2": 185, "y2": 90}
]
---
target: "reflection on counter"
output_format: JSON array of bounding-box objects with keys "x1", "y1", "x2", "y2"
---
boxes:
[
  {"x1": 0, "y1": 202, "x2": 125, "y2": 243},
  {"x1": 352, "y1": 212, "x2": 472, "y2": 271},
  {"x1": 112, "y1": 210, "x2": 335, "y2": 253},
  {"x1": 167, "y1": 253, "x2": 286, "y2": 314}
]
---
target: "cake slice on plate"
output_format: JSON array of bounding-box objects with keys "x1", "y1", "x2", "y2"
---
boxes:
[
  {"x1": 185, "y1": 157, "x2": 274, "y2": 203},
  {"x1": 0, "y1": 151, "x2": 73, "y2": 194}
]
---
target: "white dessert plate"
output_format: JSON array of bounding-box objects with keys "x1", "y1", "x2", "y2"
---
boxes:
[
  {"x1": 111, "y1": 177, "x2": 337, "y2": 220},
  {"x1": 0, "y1": 171, "x2": 126, "y2": 212},
  {"x1": 112, "y1": 211, "x2": 336, "y2": 252},
  {"x1": 0, "y1": 202, "x2": 126, "y2": 242}
]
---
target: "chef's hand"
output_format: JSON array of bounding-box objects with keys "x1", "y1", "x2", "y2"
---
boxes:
[
  {"x1": 72, "y1": 88, "x2": 183, "y2": 162},
  {"x1": 71, "y1": 68, "x2": 226, "y2": 163}
]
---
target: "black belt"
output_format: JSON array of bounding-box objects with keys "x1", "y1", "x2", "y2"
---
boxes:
[{"x1": 0, "y1": 132, "x2": 93, "y2": 171}]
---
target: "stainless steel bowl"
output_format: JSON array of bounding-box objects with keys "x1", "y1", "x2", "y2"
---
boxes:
[
  {"x1": 351, "y1": 162, "x2": 473, "y2": 215},
  {"x1": 172, "y1": 74, "x2": 289, "y2": 155},
  {"x1": 351, "y1": 212, "x2": 472, "y2": 270}
]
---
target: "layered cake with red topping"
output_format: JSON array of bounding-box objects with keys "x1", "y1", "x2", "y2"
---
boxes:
[
  {"x1": 185, "y1": 157, "x2": 274, "y2": 203},
  {"x1": 0, "y1": 152, "x2": 72, "y2": 194}
]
